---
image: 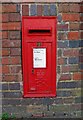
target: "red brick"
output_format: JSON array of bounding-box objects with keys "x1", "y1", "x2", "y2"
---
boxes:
[
  {"x1": 62, "y1": 65, "x2": 79, "y2": 73},
  {"x1": 2, "y1": 31, "x2": 8, "y2": 39},
  {"x1": 9, "y1": 22, "x2": 21, "y2": 30},
  {"x1": 2, "y1": 57, "x2": 10, "y2": 65},
  {"x1": 80, "y1": 15, "x2": 83, "y2": 21},
  {"x1": 62, "y1": 13, "x2": 67, "y2": 21},
  {"x1": 80, "y1": 5, "x2": 83, "y2": 12},
  {"x1": 0, "y1": 41, "x2": 1, "y2": 48},
  {"x1": 2, "y1": 13, "x2": 9, "y2": 22},
  {"x1": 2, "y1": 56, "x2": 21, "y2": 65},
  {"x1": 0, "y1": 31, "x2": 2, "y2": 39},
  {"x1": 3, "y1": 40, "x2": 21, "y2": 48},
  {"x1": 22, "y1": 5, "x2": 29, "y2": 16},
  {"x1": 58, "y1": 4, "x2": 70, "y2": 13},
  {"x1": 68, "y1": 32, "x2": 80, "y2": 40},
  {"x1": 0, "y1": 50, "x2": 2, "y2": 56},
  {"x1": 17, "y1": 73, "x2": 22, "y2": 82},
  {"x1": 2, "y1": 23, "x2": 8, "y2": 30},
  {"x1": 9, "y1": 31, "x2": 21, "y2": 40},
  {"x1": 0, "y1": 14, "x2": 2, "y2": 23},
  {"x1": 2, "y1": 4, "x2": 17, "y2": 13},
  {"x1": 79, "y1": 56, "x2": 83, "y2": 63},
  {"x1": 10, "y1": 48, "x2": 21, "y2": 56},
  {"x1": 10, "y1": 66, "x2": 21, "y2": 73},
  {"x1": 2, "y1": 65, "x2": 10, "y2": 74},
  {"x1": 58, "y1": 58, "x2": 67, "y2": 65},
  {"x1": 0, "y1": 76, "x2": 1, "y2": 82},
  {"x1": 80, "y1": 23, "x2": 83, "y2": 30},
  {"x1": 69, "y1": 23, "x2": 80, "y2": 30},
  {"x1": 58, "y1": 24, "x2": 68, "y2": 31},
  {"x1": 10, "y1": 57, "x2": 21, "y2": 65},
  {"x1": 69, "y1": 65, "x2": 79, "y2": 72},
  {"x1": 62, "y1": 13, "x2": 80, "y2": 22},
  {"x1": 2, "y1": 22, "x2": 21, "y2": 30},
  {"x1": 58, "y1": 32, "x2": 67, "y2": 40},
  {"x1": 70, "y1": 4, "x2": 80, "y2": 12},
  {"x1": 2, "y1": 48, "x2": 10, "y2": 56},
  {"x1": 0, "y1": 4, "x2": 2, "y2": 13},
  {"x1": 2, "y1": 40, "x2": 10, "y2": 48},
  {"x1": 79, "y1": 48, "x2": 83, "y2": 56},
  {"x1": 80, "y1": 32, "x2": 83, "y2": 39},
  {"x1": 10, "y1": 40, "x2": 21, "y2": 48},
  {"x1": 2, "y1": 75, "x2": 17, "y2": 82},
  {"x1": 9, "y1": 13, "x2": 21, "y2": 22},
  {"x1": 58, "y1": 4, "x2": 62, "y2": 13},
  {"x1": 37, "y1": 5, "x2": 42, "y2": 16},
  {"x1": 62, "y1": 4, "x2": 70, "y2": 12},
  {"x1": 0, "y1": 30, "x2": 2, "y2": 36},
  {"x1": 0, "y1": 23, "x2": 2, "y2": 30},
  {"x1": 63, "y1": 49, "x2": 79, "y2": 57},
  {"x1": 0, "y1": 66, "x2": 2, "y2": 74},
  {"x1": 60, "y1": 74, "x2": 71, "y2": 81},
  {"x1": 62, "y1": 66, "x2": 70, "y2": 73},
  {"x1": 73, "y1": 72, "x2": 82, "y2": 80}
]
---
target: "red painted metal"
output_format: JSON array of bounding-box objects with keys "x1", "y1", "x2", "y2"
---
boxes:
[{"x1": 22, "y1": 16, "x2": 57, "y2": 97}]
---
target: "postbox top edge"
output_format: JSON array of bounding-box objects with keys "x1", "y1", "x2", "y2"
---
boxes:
[{"x1": 22, "y1": 16, "x2": 57, "y2": 20}]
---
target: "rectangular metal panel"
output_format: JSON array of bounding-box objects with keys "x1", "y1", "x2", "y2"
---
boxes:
[
  {"x1": 27, "y1": 43, "x2": 51, "y2": 94},
  {"x1": 22, "y1": 16, "x2": 57, "y2": 97}
]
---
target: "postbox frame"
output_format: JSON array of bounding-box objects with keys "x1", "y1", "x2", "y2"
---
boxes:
[{"x1": 22, "y1": 16, "x2": 57, "y2": 98}]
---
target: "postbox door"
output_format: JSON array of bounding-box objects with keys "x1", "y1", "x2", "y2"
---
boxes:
[{"x1": 27, "y1": 42, "x2": 52, "y2": 94}]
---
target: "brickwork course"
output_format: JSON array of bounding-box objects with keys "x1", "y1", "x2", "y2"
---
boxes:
[{"x1": 1, "y1": 0, "x2": 83, "y2": 119}]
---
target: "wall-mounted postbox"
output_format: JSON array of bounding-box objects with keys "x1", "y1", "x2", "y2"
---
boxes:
[{"x1": 22, "y1": 16, "x2": 57, "y2": 97}]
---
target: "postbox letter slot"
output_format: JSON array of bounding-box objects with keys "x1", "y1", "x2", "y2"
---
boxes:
[{"x1": 28, "y1": 28, "x2": 51, "y2": 35}]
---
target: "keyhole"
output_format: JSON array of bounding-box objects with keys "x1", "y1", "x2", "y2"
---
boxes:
[
  {"x1": 37, "y1": 42, "x2": 41, "y2": 47},
  {"x1": 32, "y1": 69, "x2": 34, "y2": 74}
]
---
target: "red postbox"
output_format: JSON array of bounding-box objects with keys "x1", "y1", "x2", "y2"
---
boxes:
[{"x1": 22, "y1": 16, "x2": 57, "y2": 97}]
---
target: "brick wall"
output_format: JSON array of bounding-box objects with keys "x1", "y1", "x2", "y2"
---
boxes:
[{"x1": 1, "y1": 1, "x2": 83, "y2": 119}]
